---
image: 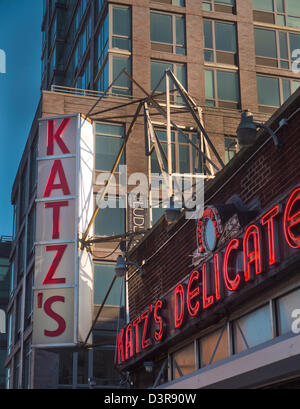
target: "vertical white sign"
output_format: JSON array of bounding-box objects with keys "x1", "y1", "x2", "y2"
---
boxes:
[{"x1": 32, "y1": 114, "x2": 94, "y2": 347}]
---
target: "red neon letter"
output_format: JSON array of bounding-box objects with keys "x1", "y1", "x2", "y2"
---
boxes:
[
  {"x1": 141, "y1": 310, "x2": 151, "y2": 350},
  {"x1": 262, "y1": 205, "x2": 280, "y2": 266},
  {"x1": 125, "y1": 324, "x2": 133, "y2": 360},
  {"x1": 44, "y1": 296, "x2": 66, "y2": 337},
  {"x1": 117, "y1": 328, "x2": 125, "y2": 364},
  {"x1": 214, "y1": 253, "x2": 223, "y2": 301},
  {"x1": 223, "y1": 239, "x2": 241, "y2": 291},
  {"x1": 47, "y1": 118, "x2": 70, "y2": 156},
  {"x1": 43, "y1": 160, "x2": 71, "y2": 198},
  {"x1": 174, "y1": 284, "x2": 185, "y2": 328},
  {"x1": 284, "y1": 188, "x2": 300, "y2": 248},
  {"x1": 43, "y1": 245, "x2": 67, "y2": 285},
  {"x1": 45, "y1": 201, "x2": 69, "y2": 239},
  {"x1": 202, "y1": 263, "x2": 214, "y2": 309},
  {"x1": 243, "y1": 224, "x2": 262, "y2": 281},
  {"x1": 154, "y1": 300, "x2": 164, "y2": 342},
  {"x1": 133, "y1": 316, "x2": 141, "y2": 354},
  {"x1": 187, "y1": 270, "x2": 200, "y2": 317}
]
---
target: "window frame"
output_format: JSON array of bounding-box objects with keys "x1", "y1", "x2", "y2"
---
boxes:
[
  {"x1": 205, "y1": 67, "x2": 240, "y2": 109},
  {"x1": 150, "y1": 10, "x2": 186, "y2": 55},
  {"x1": 253, "y1": 0, "x2": 300, "y2": 28}
]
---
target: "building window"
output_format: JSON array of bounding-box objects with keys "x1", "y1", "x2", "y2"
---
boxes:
[
  {"x1": 172, "y1": 342, "x2": 196, "y2": 380},
  {"x1": 94, "y1": 263, "x2": 124, "y2": 306},
  {"x1": 77, "y1": 349, "x2": 89, "y2": 384},
  {"x1": 254, "y1": 27, "x2": 300, "y2": 69},
  {"x1": 27, "y1": 206, "x2": 35, "y2": 262},
  {"x1": 199, "y1": 326, "x2": 229, "y2": 367},
  {"x1": 204, "y1": 20, "x2": 237, "y2": 66},
  {"x1": 59, "y1": 351, "x2": 73, "y2": 385},
  {"x1": 150, "y1": 11, "x2": 186, "y2": 55},
  {"x1": 257, "y1": 75, "x2": 300, "y2": 112},
  {"x1": 9, "y1": 256, "x2": 15, "y2": 295},
  {"x1": 205, "y1": 69, "x2": 240, "y2": 109},
  {"x1": 202, "y1": 0, "x2": 235, "y2": 13},
  {"x1": 13, "y1": 351, "x2": 21, "y2": 389},
  {"x1": 276, "y1": 287, "x2": 300, "y2": 335},
  {"x1": 22, "y1": 340, "x2": 32, "y2": 389},
  {"x1": 95, "y1": 122, "x2": 125, "y2": 172},
  {"x1": 17, "y1": 232, "x2": 25, "y2": 282},
  {"x1": 233, "y1": 304, "x2": 272, "y2": 354},
  {"x1": 225, "y1": 136, "x2": 238, "y2": 164},
  {"x1": 94, "y1": 195, "x2": 125, "y2": 236},
  {"x1": 29, "y1": 139, "x2": 38, "y2": 194},
  {"x1": 7, "y1": 312, "x2": 13, "y2": 355},
  {"x1": 151, "y1": 0, "x2": 185, "y2": 6},
  {"x1": 93, "y1": 331, "x2": 121, "y2": 386},
  {"x1": 112, "y1": 6, "x2": 131, "y2": 51},
  {"x1": 24, "y1": 271, "x2": 33, "y2": 329},
  {"x1": 253, "y1": 0, "x2": 300, "y2": 28},
  {"x1": 151, "y1": 59, "x2": 187, "y2": 103},
  {"x1": 15, "y1": 292, "x2": 22, "y2": 343}
]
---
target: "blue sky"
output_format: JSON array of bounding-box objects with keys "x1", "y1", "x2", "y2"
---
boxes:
[{"x1": 0, "y1": 0, "x2": 42, "y2": 236}]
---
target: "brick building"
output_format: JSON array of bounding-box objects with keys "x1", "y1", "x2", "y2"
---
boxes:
[
  {"x1": 117, "y1": 88, "x2": 300, "y2": 389},
  {"x1": 5, "y1": 0, "x2": 300, "y2": 389}
]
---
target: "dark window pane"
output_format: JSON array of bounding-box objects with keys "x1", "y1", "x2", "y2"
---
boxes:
[
  {"x1": 257, "y1": 76, "x2": 280, "y2": 106},
  {"x1": 150, "y1": 13, "x2": 172, "y2": 44},
  {"x1": 287, "y1": 0, "x2": 300, "y2": 16},
  {"x1": 151, "y1": 61, "x2": 173, "y2": 91},
  {"x1": 94, "y1": 264, "x2": 124, "y2": 306},
  {"x1": 176, "y1": 16, "x2": 185, "y2": 46},
  {"x1": 279, "y1": 32, "x2": 288, "y2": 59},
  {"x1": 59, "y1": 351, "x2": 73, "y2": 385},
  {"x1": 282, "y1": 79, "x2": 291, "y2": 101},
  {"x1": 289, "y1": 33, "x2": 300, "y2": 56},
  {"x1": 253, "y1": 0, "x2": 274, "y2": 11},
  {"x1": 217, "y1": 70, "x2": 239, "y2": 102},
  {"x1": 215, "y1": 22, "x2": 236, "y2": 52},
  {"x1": 113, "y1": 7, "x2": 131, "y2": 37},
  {"x1": 254, "y1": 28, "x2": 277, "y2": 58},
  {"x1": 94, "y1": 197, "x2": 125, "y2": 236},
  {"x1": 204, "y1": 20, "x2": 213, "y2": 49}
]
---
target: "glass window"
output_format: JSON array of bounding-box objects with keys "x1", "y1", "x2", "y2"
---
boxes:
[
  {"x1": 202, "y1": 0, "x2": 235, "y2": 13},
  {"x1": 205, "y1": 69, "x2": 239, "y2": 108},
  {"x1": 253, "y1": 0, "x2": 274, "y2": 11},
  {"x1": 22, "y1": 340, "x2": 31, "y2": 389},
  {"x1": 59, "y1": 351, "x2": 73, "y2": 385},
  {"x1": 95, "y1": 122, "x2": 125, "y2": 172},
  {"x1": 93, "y1": 331, "x2": 120, "y2": 386},
  {"x1": 217, "y1": 70, "x2": 239, "y2": 102},
  {"x1": 77, "y1": 350, "x2": 89, "y2": 384},
  {"x1": 172, "y1": 342, "x2": 196, "y2": 379},
  {"x1": 257, "y1": 76, "x2": 280, "y2": 107},
  {"x1": 200, "y1": 326, "x2": 229, "y2": 367},
  {"x1": 94, "y1": 263, "x2": 124, "y2": 306},
  {"x1": 204, "y1": 20, "x2": 237, "y2": 65},
  {"x1": 152, "y1": 0, "x2": 185, "y2": 6},
  {"x1": 25, "y1": 272, "x2": 33, "y2": 328},
  {"x1": 276, "y1": 288, "x2": 300, "y2": 335},
  {"x1": 150, "y1": 60, "x2": 187, "y2": 103},
  {"x1": 94, "y1": 196, "x2": 125, "y2": 237},
  {"x1": 233, "y1": 304, "x2": 272, "y2": 354},
  {"x1": 254, "y1": 28, "x2": 277, "y2": 58},
  {"x1": 225, "y1": 136, "x2": 238, "y2": 164},
  {"x1": 112, "y1": 6, "x2": 131, "y2": 51},
  {"x1": 150, "y1": 12, "x2": 186, "y2": 55},
  {"x1": 112, "y1": 55, "x2": 132, "y2": 95}
]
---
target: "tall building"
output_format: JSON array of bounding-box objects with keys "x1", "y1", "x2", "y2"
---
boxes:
[
  {"x1": 6, "y1": 0, "x2": 300, "y2": 389},
  {"x1": 0, "y1": 236, "x2": 12, "y2": 389}
]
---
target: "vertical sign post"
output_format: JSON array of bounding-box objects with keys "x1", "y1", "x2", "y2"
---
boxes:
[{"x1": 32, "y1": 114, "x2": 94, "y2": 348}]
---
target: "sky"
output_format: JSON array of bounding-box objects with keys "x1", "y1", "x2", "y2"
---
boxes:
[{"x1": 0, "y1": 0, "x2": 42, "y2": 237}]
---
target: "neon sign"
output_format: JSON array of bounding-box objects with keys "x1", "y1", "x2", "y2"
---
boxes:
[{"x1": 117, "y1": 186, "x2": 300, "y2": 366}]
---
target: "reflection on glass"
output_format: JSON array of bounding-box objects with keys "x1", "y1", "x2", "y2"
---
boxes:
[
  {"x1": 200, "y1": 326, "x2": 229, "y2": 367},
  {"x1": 172, "y1": 342, "x2": 195, "y2": 379},
  {"x1": 276, "y1": 288, "x2": 300, "y2": 335},
  {"x1": 233, "y1": 304, "x2": 272, "y2": 354}
]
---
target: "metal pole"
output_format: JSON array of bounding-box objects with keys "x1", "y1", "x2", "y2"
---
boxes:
[{"x1": 166, "y1": 74, "x2": 173, "y2": 198}]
